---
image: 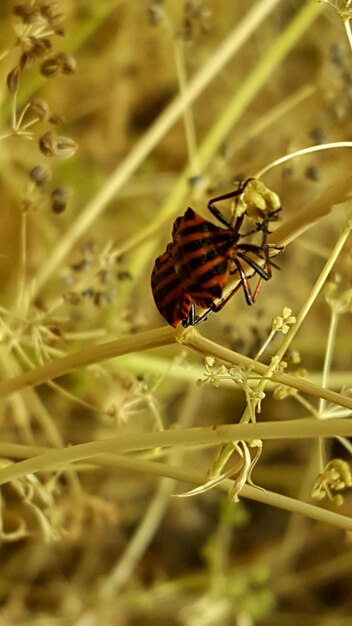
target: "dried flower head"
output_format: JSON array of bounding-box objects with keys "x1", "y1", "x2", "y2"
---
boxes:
[
  {"x1": 325, "y1": 280, "x2": 352, "y2": 315},
  {"x1": 272, "y1": 307, "x2": 296, "y2": 334},
  {"x1": 311, "y1": 459, "x2": 352, "y2": 506},
  {"x1": 179, "y1": 0, "x2": 212, "y2": 41},
  {"x1": 233, "y1": 178, "x2": 281, "y2": 221},
  {"x1": 273, "y1": 368, "x2": 306, "y2": 400},
  {"x1": 197, "y1": 356, "x2": 232, "y2": 387}
]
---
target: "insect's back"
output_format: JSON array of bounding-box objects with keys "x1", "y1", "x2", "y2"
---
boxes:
[
  {"x1": 151, "y1": 242, "x2": 193, "y2": 327},
  {"x1": 172, "y1": 208, "x2": 236, "y2": 307}
]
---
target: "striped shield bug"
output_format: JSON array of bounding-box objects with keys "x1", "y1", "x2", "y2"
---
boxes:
[
  {"x1": 151, "y1": 179, "x2": 282, "y2": 327},
  {"x1": 151, "y1": 242, "x2": 195, "y2": 327}
]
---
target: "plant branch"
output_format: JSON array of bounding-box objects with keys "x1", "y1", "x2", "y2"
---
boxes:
[
  {"x1": 180, "y1": 329, "x2": 352, "y2": 411},
  {"x1": 0, "y1": 418, "x2": 352, "y2": 486}
]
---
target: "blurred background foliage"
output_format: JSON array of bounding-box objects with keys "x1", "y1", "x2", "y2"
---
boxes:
[{"x1": 0, "y1": 1, "x2": 351, "y2": 624}]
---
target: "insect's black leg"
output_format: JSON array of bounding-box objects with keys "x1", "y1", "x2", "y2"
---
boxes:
[
  {"x1": 237, "y1": 252, "x2": 272, "y2": 281},
  {"x1": 207, "y1": 259, "x2": 257, "y2": 310},
  {"x1": 193, "y1": 308, "x2": 212, "y2": 325},
  {"x1": 182, "y1": 303, "x2": 196, "y2": 328},
  {"x1": 254, "y1": 208, "x2": 281, "y2": 269},
  {"x1": 207, "y1": 179, "x2": 253, "y2": 229}
]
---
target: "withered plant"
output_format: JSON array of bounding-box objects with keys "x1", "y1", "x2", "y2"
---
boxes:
[{"x1": 0, "y1": 1, "x2": 352, "y2": 625}]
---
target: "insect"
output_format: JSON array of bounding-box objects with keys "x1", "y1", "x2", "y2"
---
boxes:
[
  {"x1": 151, "y1": 180, "x2": 281, "y2": 327},
  {"x1": 151, "y1": 242, "x2": 194, "y2": 328}
]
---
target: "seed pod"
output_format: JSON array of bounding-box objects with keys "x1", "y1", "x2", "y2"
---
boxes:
[
  {"x1": 54, "y1": 135, "x2": 78, "y2": 158},
  {"x1": 19, "y1": 52, "x2": 33, "y2": 71},
  {"x1": 71, "y1": 259, "x2": 91, "y2": 272},
  {"x1": 56, "y1": 52, "x2": 76, "y2": 74},
  {"x1": 7, "y1": 67, "x2": 19, "y2": 93},
  {"x1": 93, "y1": 292, "x2": 104, "y2": 306},
  {"x1": 117, "y1": 270, "x2": 132, "y2": 281},
  {"x1": 39, "y1": 131, "x2": 56, "y2": 156},
  {"x1": 54, "y1": 27, "x2": 66, "y2": 37},
  {"x1": 29, "y1": 36, "x2": 52, "y2": 57},
  {"x1": 29, "y1": 165, "x2": 51, "y2": 187},
  {"x1": 81, "y1": 288, "x2": 95, "y2": 299},
  {"x1": 40, "y1": 3, "x2": 64, "y2": 26},
  {"x1": 29, "y1": 98, "x2": 50, "y2": 120},
  {"x1": 48, "y1": 113, "x2": 65, "y2": 125},
  {"x1": 51, "y1": 186, "x2": 70, "y2": 213},
  {"x1": 13, "y1": 4, "x2": 40, "y2": 23},
  {"x1": 63, "y1": 292, "x2": 82, "y2": 305},
  {"x1": 39, "y1": 132, "x2": 77, "y2": 158},
  {"x1": 99, "y1": 270, "x2": 112, "y2": 285},
  {"x1": 40, "y1": 56, "x2": 61, "y2": 77}
]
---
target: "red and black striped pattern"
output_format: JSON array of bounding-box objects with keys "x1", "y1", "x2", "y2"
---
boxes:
[
  {"x1": 151, "y1": 181, "x2": 281, "y2": 327},
  {"x1": 172, "y1": 208, "x2": 238, "y2": 308},
  {"x1": 151, "y1": 242, "x2": 193, "y2": 328}
]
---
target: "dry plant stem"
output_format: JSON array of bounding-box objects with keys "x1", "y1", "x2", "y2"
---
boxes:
[
  {"x1": 174, "y1": 39, "x2": 199, "y2": 176},
  {"x1": 0, "y1": 327, "x2": 175, "y2": 398},
  {"x1": 114, "y1": 354, "x2": 352, "y2": 389},
  {"x1": 344, "y1": 16, "x2": 352, "y2": 51},
  {"x1": 236, "y1": 212, "x2": 352, "y2": 426},
  {"x1": 318, "y1": 311, "x2": 339, "y2": 417},
  {"x1": 274, "y1": 552, "x2": 352, "y2": 597},
  {"x1": 181, "y1": 330, "x2": 352, "y2": 411},
  {"x1": 272, "y1": 452, "x2": 321, "y2": 576},
  {"x1": 270, "y1": 175, "x2": 352, "y2": 247},
  {"x1": 0, "y1": 449, "x2": 350, "y2": 531},
  {"x1": 0, "y1": 333, "x2": 64, "y2": 447},
  {"x1": 31, "y1": 0, "x2": 321, "y2": 296},
  {"x1": 269, "y1": 215, "x2": 352, "y2": 364},
  {"x1": 232, "y1": 83, "x2": 316, "y2": 156},
  {"x1": 100, "y1": 387, "x2": 202, "y2": 597},
  {"x1": 1, "y1": 418, "x2": 352, "y2": 486},
  {"x1": 0, "y1": 323, "x2": 351, "y2": 411},
  {"x1": 16, "y1": 209, "x2": 28, "y2": 316},
  {"x1": 90, "y1": 455, "x2": 352, "y2": 532},
  {"x1": 317, "y1": 310, "x2": 339, "y2": 471},
  {"x1": 256, "y1": 143, "x2": 352, "y2": 179},
  {"x1": 0, "y1": 323, "x2": 351, "y2": 410}
]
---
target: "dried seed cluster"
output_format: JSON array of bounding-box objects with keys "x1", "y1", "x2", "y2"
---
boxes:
[
  {"x1": 8, "y1": 2, "x2": 72, "y2": 92},
  {"x1": 64, "y1": 242, "x2": 132, "y2": 308},
  {"x1": 2, "y1": 2, "x2": 78, "y2": 216}
]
